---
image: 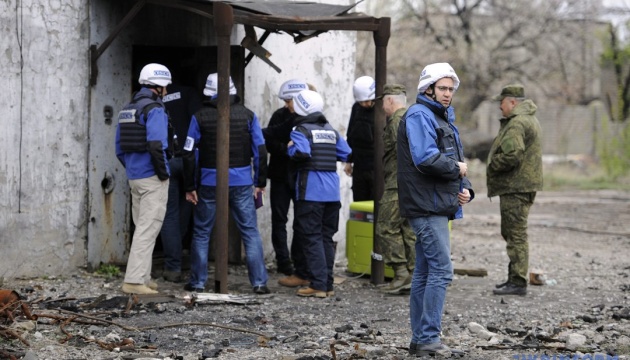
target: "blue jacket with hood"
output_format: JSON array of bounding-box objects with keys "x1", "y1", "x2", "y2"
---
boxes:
[{"x1": 397, "y1": 94, "x2": 474, "y2": 219}]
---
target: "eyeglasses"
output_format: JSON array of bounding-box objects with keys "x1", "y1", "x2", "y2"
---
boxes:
[{"x1": 435, "y1": 86, "x2": 456, "y2": 93}]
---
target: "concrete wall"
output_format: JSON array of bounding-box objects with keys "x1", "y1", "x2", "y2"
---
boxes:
[
  {"x1": 245, "y1": 19, "x2": 357, "y2": 265},
  {"x1": 1, "y1": 0, "x2": 90, "y2": 278}
]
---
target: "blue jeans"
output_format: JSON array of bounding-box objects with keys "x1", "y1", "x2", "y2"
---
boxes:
[
  {"x1": 159, "y1": 157, "x2": 193, "y2": 272},
  {"x1": 408, "y1": 215, "x2": 453, "y2": 345},
  {"x1": 189, "y1": 185, "x2": 268, "y2": 288}
]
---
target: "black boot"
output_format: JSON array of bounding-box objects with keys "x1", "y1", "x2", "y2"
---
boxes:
[
  {"x1": 495, "y1": 281, "x2": 509, "y2": 288},
  {"x1": 493, "y1": 283, "x2": 526, "y2": 296}
]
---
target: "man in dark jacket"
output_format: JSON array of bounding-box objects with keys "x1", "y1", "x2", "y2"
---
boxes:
[
  {"x1": 263, "y1": 79, "x2": 308, "y2": 278},
  {"x1": 398, "y1": 63, "x2": 473, "y2": 357},
  {"x1": 344, "y1": 76, "x2": 376, "y2": 201},
  {"x1": 488, "y1": 84, "x2": 543, "y2": 296},
  {"x1": 159, "y1": 83, "x2": 202, "y2": 283},
  {"x1": 182, "y1": 73, "x2": 270, "y2": 295}
]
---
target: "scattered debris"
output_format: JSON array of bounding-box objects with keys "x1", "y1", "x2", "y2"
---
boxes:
[
  {"x1": 0, "y1": 289, "x2": 37, "y2": 323},
  {"x1": 187, "y1": 292, "x2": 261, "y2": 306}
]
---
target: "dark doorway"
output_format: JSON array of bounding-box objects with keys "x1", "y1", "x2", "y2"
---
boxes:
[
  {"x1": 128, "y1": 45, "x2": 246, "y2": 274},
  {"x1": 131, "y1": 45, "x2": 245, "y2": 96}
]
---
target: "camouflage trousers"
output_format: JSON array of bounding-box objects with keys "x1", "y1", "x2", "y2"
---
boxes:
[
  {"x1": 376, "y1": 192, "x2": 416, "y2": 271},
  {"x1": 500, "y1": 192, "x2": 536, "y2": 287}
]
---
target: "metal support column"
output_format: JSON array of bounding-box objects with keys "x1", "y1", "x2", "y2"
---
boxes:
[
  {"x1": 371, "y1": 17, "x2": 391, "y2": 285},
  {"x1": 213, "y1": 2, "x2": 233, "y2": 294}
]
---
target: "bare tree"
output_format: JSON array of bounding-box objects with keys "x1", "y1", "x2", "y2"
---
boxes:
[{"x1": 358, "y1": 0, "x2": 607, "y2": 125}]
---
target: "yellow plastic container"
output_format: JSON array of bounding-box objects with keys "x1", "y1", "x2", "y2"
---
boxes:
[
  {"x1": 345, "y1": 201, "x2": 453, "y2": 278},
  {"x1": 345, "y1": 201, "x2": 395, "y2": 278}
]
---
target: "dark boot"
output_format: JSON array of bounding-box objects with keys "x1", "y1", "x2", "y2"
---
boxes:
[
  {"x1": 493, "y1": 283, "x2": 527, "y2": 296},
  {"x1": 495, "y1": 281, "x2": 509, "y2": 288},
  {"x1": 381, "y1": 265, "x2": 410, "y2": 294}
]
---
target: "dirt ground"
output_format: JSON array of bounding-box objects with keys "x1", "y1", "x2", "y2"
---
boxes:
[{"x1": 1, "y1": 188, "x2": 630, "y2": 360}]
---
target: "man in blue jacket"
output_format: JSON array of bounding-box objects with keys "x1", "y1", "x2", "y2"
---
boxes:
[
  {"x1": 115, "y1": 63, "x2": 172, "y2": 295},
  {"x1": 397, "y1": 63, "x2": 473, "y2": 357},
  {"x1": 288, "y1": 89, "x2": 352, "y2": 298},
  {"x1": 182, "y1": 73, "x2": 270, "y2": 295}
]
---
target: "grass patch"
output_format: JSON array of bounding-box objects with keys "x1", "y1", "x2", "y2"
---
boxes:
[
  {"x1": 543, "y1": 162, "x2": 630, "y2": 191},
  {"x1": 95, "y1": 263, "x2": 121, "y2": 278}
]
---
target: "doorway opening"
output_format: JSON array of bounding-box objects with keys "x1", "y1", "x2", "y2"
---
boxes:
[{"x1": 128, "y1": 45, "x2": 246, "y2": 275}]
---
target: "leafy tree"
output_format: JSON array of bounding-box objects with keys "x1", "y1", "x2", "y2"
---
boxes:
[{"x1": 601, "y1": 23, "x2": 630, "y2": 122}]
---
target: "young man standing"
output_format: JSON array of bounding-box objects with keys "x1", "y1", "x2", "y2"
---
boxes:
[
  {"x1": 115, "y1": 63, "x2": 172, "y2": 294},
  {"x1": 182, "y1": 73, "x2": 270, "y2": 295},
  {"x1": 398, "y1": 63, "x2": 473, "y2": 357}
]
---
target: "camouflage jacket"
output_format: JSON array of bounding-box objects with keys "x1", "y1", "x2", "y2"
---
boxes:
[
  {"x1": 382, "y1": 107, "x2": 406, "y2": 194},
  {"x1": 486, "y1": 99, "x2": 543, "y2": 197}
]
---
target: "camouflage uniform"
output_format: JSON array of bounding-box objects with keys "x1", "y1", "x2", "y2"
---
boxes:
[
  {"x1": 487, "y1": 87, "x2": 543, "y2": 288},
  {"x1": 376, "y1": 106, "x2": 416, "y2": 272}
]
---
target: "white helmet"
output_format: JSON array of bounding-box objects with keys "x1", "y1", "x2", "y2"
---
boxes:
[
  {"x1": 138, "y1": 63, "x2": 172, "y2": 87},
  {"x1": 417, "y1": 62, "x2": 460, "y2": 93},
  {"x1": 278, "y1": 79, "x2": 308, "y2": 100},
  {"x1": 203, "y1": 73, "x2": 237, "y2": 97},
  {"x1": 293, "y1": 89, "x2": 324, "y2": 116},
  {"x1": 353, "y1": 76, "x2": 376, "y2": 101}
]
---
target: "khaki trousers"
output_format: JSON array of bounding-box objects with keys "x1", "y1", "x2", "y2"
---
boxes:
[{"x1": 124, "y1": 175, "x2": 168, "y2": 284}]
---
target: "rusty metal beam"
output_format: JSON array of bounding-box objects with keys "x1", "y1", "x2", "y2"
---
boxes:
[
  {"x1": 371, "y1": 17, "x2": 391, "y2": 286},
  {"x1": 146, "y1": 0, "x2": 215, "y2": 20},
  {"x1": 241, "y1": 15, "x2": 382, "y2": 32},
  {"x1": 244, "y1": 30, "x2": 271, "y2": 67},
  {"x1": 213, "y1": 2, "x2": 233, "y2": 295}
]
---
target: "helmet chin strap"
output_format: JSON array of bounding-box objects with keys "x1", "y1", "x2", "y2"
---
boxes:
[{"x1": 426, "y1": 84, "x2": 437, "y2": 102}]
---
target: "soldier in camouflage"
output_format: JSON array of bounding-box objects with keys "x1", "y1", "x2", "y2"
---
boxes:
[
  {"x1": 487, "y1": 84, "x2": 543, "y2": 296},
  {"x1": 375, "y1": 84, "x2": 416, "y2": 294}
]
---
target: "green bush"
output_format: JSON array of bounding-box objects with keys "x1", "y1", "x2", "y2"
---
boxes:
[
  {"x1": 95, "y1": 264, "x2": 121, "y2": 278},
  {"x1": 597, "y1": 115, "x2": 630, "y2": 180}
]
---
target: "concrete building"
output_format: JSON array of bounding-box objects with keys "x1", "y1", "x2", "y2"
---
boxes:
[{"x1": 1, "y1": 0, "x2": 390, "y2": 279}]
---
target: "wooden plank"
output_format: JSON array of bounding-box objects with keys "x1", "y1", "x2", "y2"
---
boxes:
[{"x1": 453, "y1": 267, "x2": 488, "y2": 277}]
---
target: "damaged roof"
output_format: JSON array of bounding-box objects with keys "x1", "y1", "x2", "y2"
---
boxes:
[
  {"x1": 147, "y1": 0, "x2": 383, "y2": 33},
  {"x1": 214, "y1": 0, "x2": 359, "y2": 17}
]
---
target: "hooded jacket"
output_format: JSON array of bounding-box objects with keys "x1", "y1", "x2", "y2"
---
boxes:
[
  {"x1": 397, "y1": 94, "x2": 473, "y2": 219},
  {"x1": 486, "y1": 99, "x2": 543, "y2": 197}
]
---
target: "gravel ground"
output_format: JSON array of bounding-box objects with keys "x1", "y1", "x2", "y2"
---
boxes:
[{"x1": 1, "y1": 189, "x2": 630, "y2": 360}]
